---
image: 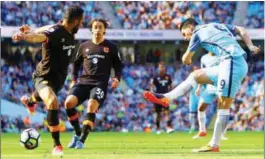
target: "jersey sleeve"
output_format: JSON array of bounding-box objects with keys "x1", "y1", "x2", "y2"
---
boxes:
[
  {"x1": 111, "y1": 45, "x2": 123, "y2": 81},
  {"x1": 225, "y1": 24, "x2": 237, "y2": 36},
  {"x1": 42, "y1": 27, "x2": 57, "y2": 44},
  {"x1": 186, "y1": 33, "x2": 200, "y2": 53},
  {"x1": 72, "y1": 44, "x2": 83, "y2": 81}
]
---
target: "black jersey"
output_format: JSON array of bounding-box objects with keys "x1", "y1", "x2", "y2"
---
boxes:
[
  {"x1": 34, "y1": 24, "x2": 75, "y2": 82},
  {"x1": 72, "y1": 39, "x2": 122, "y2": 85},
  {"x1": 153, "y1": 74, "x2": 172, "y2": 93}
]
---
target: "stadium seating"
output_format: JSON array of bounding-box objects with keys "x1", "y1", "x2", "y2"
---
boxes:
[
  {"x1": 244, "y1": 2, "x2": 264, "y2": 28},
  {"x1": 112, "y1": 1, "x2": 237, "y2": 29},
  {"x1": 1, "y1": 1, "x2": 104, "y2": 27},
  {"x1": 1, "y1": 2, "x2": 264, "y2": 29}
]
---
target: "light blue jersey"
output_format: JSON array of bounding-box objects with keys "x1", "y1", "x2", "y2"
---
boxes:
[
  {"x1": 200, "y1": 53, "x2": 220, "y2": 68},
  {"x1": 187, "y1": 23, "x2": 246, "y2": 58}
]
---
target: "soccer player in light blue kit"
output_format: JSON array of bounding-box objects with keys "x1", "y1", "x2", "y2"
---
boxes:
[{"x1": 143, "y1": 18, "x2": 260, "y2": 152}]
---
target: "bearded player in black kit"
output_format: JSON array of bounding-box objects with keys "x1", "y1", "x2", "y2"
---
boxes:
[
  {"x1": 12, "y1": 6, "x2": 84, "y2": 155},
  {"x1": 64, "y1": 19, "x2": 122, "y2": 149}
]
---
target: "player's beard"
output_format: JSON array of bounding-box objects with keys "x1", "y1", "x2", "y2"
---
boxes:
[{"x1": 72, "y1": 25, "x2": 79, "y2": 34}]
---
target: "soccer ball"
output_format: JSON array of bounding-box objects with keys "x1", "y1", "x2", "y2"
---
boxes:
[{"x1": 20, "y1": 128, "x2": 40, "y2": 150}]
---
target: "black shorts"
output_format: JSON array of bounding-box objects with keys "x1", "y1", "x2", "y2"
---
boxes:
[
  {"x1": 33, "y1": 74, "x2": 64, "y2": 94},
  {"x1": 69, "y1": 83, "x2": 108, "y2": 107},
  {"x1": 154, "y1": 104, "x2": 169, "y2": 113}
]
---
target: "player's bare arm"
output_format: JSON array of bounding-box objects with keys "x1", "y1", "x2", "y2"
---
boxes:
[
  {"x1": 182, "y1": 51, "x2": 194, "y2": 65},
  {"x1": 12, "y1": 32, "x2": 47, "y2": 43},
  {"x1": 19, "y1": 24, "x2": 54, "y2": 34},
  {"x1": 234, "y1": 26, "x2": 261, "y2": 54}
]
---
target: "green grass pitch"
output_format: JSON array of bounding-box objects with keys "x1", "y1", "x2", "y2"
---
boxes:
[{"x1": 1, "y1": 131, "x2": 263, "y2": 159}]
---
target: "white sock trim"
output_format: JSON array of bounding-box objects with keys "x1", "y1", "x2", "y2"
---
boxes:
[{"x1": 217, "y1": 109, "x2": 229, "y2": 116}]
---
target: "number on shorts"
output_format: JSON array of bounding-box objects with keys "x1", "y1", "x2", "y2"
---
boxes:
[
  {"x1": 220, "y1": 79, "x2": 226, "y2": 89},
  {"x1": 96, "y1": 88, "x2": 104, "y2": 99}
]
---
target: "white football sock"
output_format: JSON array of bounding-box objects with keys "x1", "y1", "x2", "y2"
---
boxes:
[
  {"x1": 164, "y1": 74, "x2": 197, "y2": 100},
  {"x1": 209, "y1": 109, "x2": 229, "y2": 147},
  {"x1": 198, "y1": 111, "x2": 206, "y2": 132},
  {"x1": 189, "y1": 113, "x2": 196, "y2": 130}
]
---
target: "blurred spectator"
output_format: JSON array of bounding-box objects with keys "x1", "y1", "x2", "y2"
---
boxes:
[{"x1": 244, "y1": 2, "x2": 264, "y2": 28}]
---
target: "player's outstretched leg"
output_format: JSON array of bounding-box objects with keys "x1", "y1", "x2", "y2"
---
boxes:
[
  {"x1": 65, "y1": 95, "x2": 82, "y2": 148},
  {"x1": 20, "y1": 91, "x2": 41, "y2": 115},
  {"x1": 143, "y1": 70, "x2": 205, "y2": 107}
]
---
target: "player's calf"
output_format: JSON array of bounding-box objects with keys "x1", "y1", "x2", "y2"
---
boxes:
[{"x1": 79, "y1": 113, "x2": 95, "y2": 144}]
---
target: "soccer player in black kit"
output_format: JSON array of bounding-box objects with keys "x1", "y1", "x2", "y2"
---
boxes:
[
  {"x1": 150, "y1": 62, "x2": 174, "y2": 134},
  {"x1": 64, "y1": 19, "x2": 122, "y2": 149},
  {"x1": 12, "y1": 6, "x2": 84, "y2": 155}
]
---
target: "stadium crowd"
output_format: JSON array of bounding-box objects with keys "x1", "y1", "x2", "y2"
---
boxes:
[
  {"x1": 1, "y1": 1, "x2": 264, "y2": 29},
  {"x1": 112, "y1": 1, "x2": 237, "y2": 29},
  {"x1": 1, "y1": 1, "x2": 104, "y2": 27},
  {"x1": 244, "y1": 1, "x2": 264, "y2": 28},
  {"x1": 1, "y1": 43, "x2": 264, "y2": 133}
]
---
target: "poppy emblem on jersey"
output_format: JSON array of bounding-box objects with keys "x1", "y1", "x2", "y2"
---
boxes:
[{"x1": 103, "y1": 47, "x2": 109, "y2": 53}]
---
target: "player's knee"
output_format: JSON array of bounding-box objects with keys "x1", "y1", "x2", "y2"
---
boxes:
[
  {"x1": 190, "y1": 70, "x2": 202, "y2": 80},
  {"x1": 198, "y1": 103, "x2": 208, "y2": 111},
  {"x1": 218, "y1": 97, "x2": 233, "y2": 109},
  {"x1": 87, "y1": 99, "x2": 99, "y2": 113},
  {"x1": 46, "y1": 96, "x2": 59, "y2": 110},
  {"x1": 64, "y1": 95, "x2": 78, "y2": 109}
]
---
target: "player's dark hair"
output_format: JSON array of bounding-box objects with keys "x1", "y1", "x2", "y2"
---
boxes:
[
  {"x1": 89, "y1": 18, "x2": 108, "y2": 30},
  {"x1": 180, "y1": 18, "x2": 198, "y2": 31},
  {"x1": 63, "y1": 5, "x2": 84, "y2": 23}
]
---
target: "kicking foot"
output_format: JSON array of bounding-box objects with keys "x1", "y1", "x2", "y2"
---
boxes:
[
  {"x1": 143, "y1": 91, "x2": 169, "y2": 107},
  {"x1": 20, "y1": 95, "x2": 37, "y2": 115}
]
